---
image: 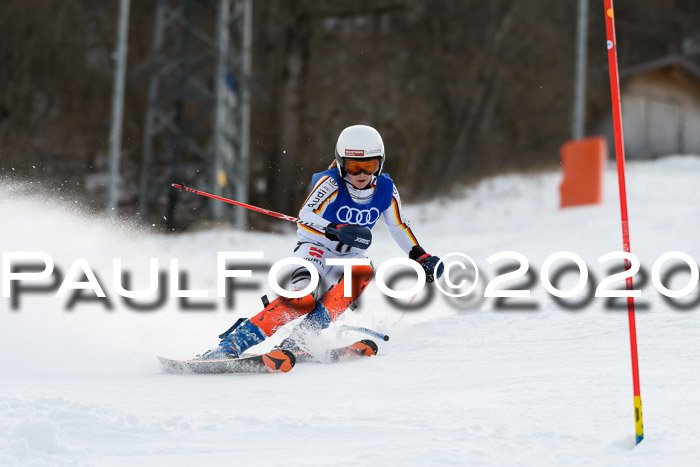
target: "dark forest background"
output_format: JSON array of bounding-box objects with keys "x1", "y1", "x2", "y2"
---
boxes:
[{"x1": 1, "y1": 0, "x2": 698, "y2": 228}]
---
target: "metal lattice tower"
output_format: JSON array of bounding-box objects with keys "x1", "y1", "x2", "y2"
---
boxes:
[{"x1": 139, "y1": 0, "x2": 252, "y2": 229}]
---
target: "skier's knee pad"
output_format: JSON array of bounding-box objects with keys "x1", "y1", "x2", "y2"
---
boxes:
[
  {"x1": 249, "y1": 294, "x2": 316, "y2": 336},
  {"x1": 352, "y1": 264, "x2": 375, "y2": 286},
  {"x1": 322, "y1": 264, "x2": 375, "y2": 320}
]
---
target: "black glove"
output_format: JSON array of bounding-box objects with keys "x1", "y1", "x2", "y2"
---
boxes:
[
  {"x1": 325, "y1": 223, "x2": 372, "y2": 249},
  {"x1": 409, "y1": 245, "x2": 444, "y2": 283}
]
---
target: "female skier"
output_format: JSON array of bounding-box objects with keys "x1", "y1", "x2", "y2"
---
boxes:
[{"x1": 203, "y1": 124, "x2": 443, "y2": 358}]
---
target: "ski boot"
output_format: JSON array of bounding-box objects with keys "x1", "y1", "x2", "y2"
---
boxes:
[{"x1": 199, "y1": 318, "x2": 267, "y2": 360}]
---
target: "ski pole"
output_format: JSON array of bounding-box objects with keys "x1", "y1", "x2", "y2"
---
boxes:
[
  {"x1": 172, "y1": 183, "x2": 326, "y2": 230},
  {"x1": 171, "y1": 183, "x2": 372, "y2": 249},
  {"x1": 397, "y1": 292, "x2": 419, "y2": 324},
  {"x1": 337, "y1": 325, "x2": 389, "y2": 341}
]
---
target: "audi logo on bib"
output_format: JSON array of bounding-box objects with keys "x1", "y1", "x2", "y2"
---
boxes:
[{"x1": 336, "y1": 206, "x2": 380, "y2": 225}]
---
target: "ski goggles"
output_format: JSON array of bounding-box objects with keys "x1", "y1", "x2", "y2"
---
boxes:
[{"x1": 344, "y1": 158, "x2": 381, "y2": 175}]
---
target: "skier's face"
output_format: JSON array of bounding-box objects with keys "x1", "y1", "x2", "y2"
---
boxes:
[
  {"x1": 347, "y1": 171, "x2": 372, "y2": 189},
  {"x1": 344, "y1": 158, "x2": 379, "y2": 189}
]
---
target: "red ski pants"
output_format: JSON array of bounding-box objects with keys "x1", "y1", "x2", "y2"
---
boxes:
[{"x1": 249, "y1": 264, "x2": 375, "y2": 337}]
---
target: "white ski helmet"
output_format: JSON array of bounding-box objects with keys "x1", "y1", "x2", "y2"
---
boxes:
[{"x1": 334, "y1": 125, "x2": 385, "y2": 177}]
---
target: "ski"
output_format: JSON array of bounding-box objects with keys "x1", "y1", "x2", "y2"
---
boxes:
[
  {"x1": 158, "y1": 349, "x2": 295, "y2": 374},
  {"x1": 293, "y1": 339, "x2": 378, "y2": 364}
]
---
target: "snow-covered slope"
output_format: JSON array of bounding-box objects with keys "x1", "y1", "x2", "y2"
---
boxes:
[{"x1": 1, "y1": 156, "x2": 699, "y2": 466}]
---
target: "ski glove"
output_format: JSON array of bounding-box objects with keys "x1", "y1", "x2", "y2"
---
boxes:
[
  {"x1": 325, "y1": 223, "x2": 373, "y2": 250},
  {"x1": 409, "y1": 245, "x2": 444, "y2": 283}
]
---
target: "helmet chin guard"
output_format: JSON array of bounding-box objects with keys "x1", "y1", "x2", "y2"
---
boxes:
[{"x1": 334, "y1": 125, "x2": 385, "y2": 178}]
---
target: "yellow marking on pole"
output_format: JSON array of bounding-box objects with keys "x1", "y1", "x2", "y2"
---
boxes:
[{"x1": 634, "y1": 395, "x2": 644, "y2": 443}]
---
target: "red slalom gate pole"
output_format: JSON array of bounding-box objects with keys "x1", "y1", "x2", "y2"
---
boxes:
[{"x1": 603, "y1": 0, "x2": 644, "y2": 444}]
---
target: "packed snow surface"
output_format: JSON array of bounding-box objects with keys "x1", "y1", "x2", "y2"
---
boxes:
[{"x1": 1, "y1": 156, "x2": 699, "y2": 466}]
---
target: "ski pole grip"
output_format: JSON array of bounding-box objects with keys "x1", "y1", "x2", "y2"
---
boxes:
[{"x1": 326, "y1": 225, "x2": 372, "y2": 250}]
